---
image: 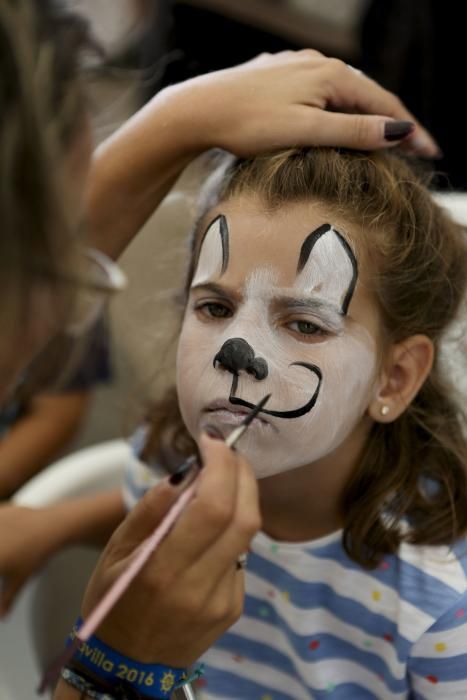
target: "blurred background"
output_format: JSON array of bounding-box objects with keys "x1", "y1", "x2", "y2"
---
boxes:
[{"x1": 61, "y1": 0, "x2": 465, "y2": 454}]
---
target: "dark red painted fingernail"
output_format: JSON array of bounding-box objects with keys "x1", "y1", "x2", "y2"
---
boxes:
[{"x1": 384, "y1": 120, "x2": 415, "y2": 141}]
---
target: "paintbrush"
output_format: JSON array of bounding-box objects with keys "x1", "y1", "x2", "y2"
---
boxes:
[{"x1": 39, "y1": 393, "x2": 271, "y2": 693}]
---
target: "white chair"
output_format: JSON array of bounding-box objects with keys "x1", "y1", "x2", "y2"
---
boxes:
[{"x1": 0, "y1": 440, "x2": 130, "y2": 700}]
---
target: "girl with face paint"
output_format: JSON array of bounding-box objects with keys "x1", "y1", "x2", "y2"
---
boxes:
[
  {"x1": 2, "y1": 3, "x2": 441, "y2": 698},
  {"x1": 126, "y1": 147, "x2": 467, "y2": 699}
]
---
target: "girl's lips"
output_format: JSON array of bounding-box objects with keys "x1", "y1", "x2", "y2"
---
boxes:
[{"x1": 204, "y1": 399, "x2": 270, "y2": 425}]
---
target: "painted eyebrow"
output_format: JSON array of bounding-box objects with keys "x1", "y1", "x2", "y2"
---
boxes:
[
  {"x1": 190, "y1": 281, "x2": 242, "y2": 304},
  {"x1": 271, "y1": 295, "x2": 345, "y2": 331},
  {"x1": 191, "y1": 284, "x2": 344, "y2": 328}
]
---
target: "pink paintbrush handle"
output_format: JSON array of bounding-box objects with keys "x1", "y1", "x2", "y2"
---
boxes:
[{"x1": 78, "y1": 480, "x2": 198, "y2": 642}]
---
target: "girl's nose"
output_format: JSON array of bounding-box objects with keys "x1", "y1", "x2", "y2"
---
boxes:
[{"x1": 213, "y1": 337, "x2": 268, "y2": 380}]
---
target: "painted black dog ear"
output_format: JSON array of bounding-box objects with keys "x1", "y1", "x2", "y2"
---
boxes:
[
  {"x1": 297, "y1": 224, "x2": 358, "y2": 315},
  {"x1": 192, "y1": 215, "x2": 229, "y2": 286}
]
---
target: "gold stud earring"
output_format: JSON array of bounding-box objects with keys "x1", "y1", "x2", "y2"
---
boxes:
[{"x1": 381, "y1": 405, "x2": 390, "y2": 416}]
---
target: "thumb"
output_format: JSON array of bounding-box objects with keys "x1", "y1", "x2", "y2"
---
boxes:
[{"x1": 305, "y1": 111, "x2": 416, "y2": 151}]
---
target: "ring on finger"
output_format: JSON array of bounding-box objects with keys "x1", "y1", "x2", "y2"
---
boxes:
[{"x1": 236, "y1": 553, "x2": 248, "y2": 571}]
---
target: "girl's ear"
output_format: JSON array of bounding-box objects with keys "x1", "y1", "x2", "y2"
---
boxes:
[{"x1": 368, "y1": 335, "x2": 434, "y2": 423}]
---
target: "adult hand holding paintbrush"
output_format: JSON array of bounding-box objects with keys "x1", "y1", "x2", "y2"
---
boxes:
[
  {"x1": 50, "y1": 397, "x2": 269, "y2": 699},
  {"x1": 84, "y1": 434, "x2": 259, "y2": 663}
]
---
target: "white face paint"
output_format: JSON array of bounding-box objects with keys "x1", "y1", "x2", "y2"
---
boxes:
[
  {"x1": 192, "y1": 214, "x2": 229, "y2": 286},
  {"x1": 176, "y1": 202, "x2": 378, "y2": 478}
]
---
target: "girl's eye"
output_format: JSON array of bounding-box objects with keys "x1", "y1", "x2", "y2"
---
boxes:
[
  {"x1": 196, "y1": 302, "x2": 232, "y2": 319},
  {"x1": 288, "y1": 320, "x2": 326, "y2": 339}
]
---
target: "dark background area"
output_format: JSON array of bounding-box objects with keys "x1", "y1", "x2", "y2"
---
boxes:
[{"x1": 137, "y1": 0, "x2": 464, "y2": 190}]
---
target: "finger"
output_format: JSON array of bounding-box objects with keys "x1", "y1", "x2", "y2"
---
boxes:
[
  {"x1": 318, "y1": 61, "x2": 440, "y2": 157},
  {"x1": 201, "y1": 559, "x2": 245, "y2": 631},
  {"x1": 296, "y1": 48, "x2": 325, "y2": 60},
  {"x1": 184, "y1": 453, "x2": 260, "y2": 586},
  {"x1": 322, "y1": 61, "x2": 412, "y2": 118},
  {"x1": 248, "y1": 48, "x2": 324, "y2": 68},
  {"x1": 296, "y1": 109, "x2": 418, "y2": 151},
  {"x1": 247, "y1": 51, "x2": 272, "y2": 64},
  {"x1": 106, "y1": 476, "x2": 184, "y2": 555},
  {"x1": 150, "y1": 435, "x2": 240, "y2": 575}
]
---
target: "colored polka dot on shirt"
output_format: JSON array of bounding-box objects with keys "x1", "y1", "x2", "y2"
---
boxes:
[
  {"x1": 270, "y1": 543, "x2": 279, "y2": 554},
  {"x1": 426, "y1": 675, "x2": 439, "y2": 684},
  {"x1": 309, "y1": 640, "x2": 320, "y2": 651},
  {"x1": 435, "y1": 642, "x2": 447, "y2": 652},
  {"x1": 372, "y1": 590, "x2": 381, "y2": 601},
  {"x1": 281, "y1": 591, "x2": 290, "y2": 602},
  {"x1": 455, "y1": 608, "x2": 465, "y2": 619},
  {"x1": 363, "y1": 639, "x2": 373, "y2": 648},
  {"x1": 379, "y1": 560, "x2": 390, "y2": 570},
  {"x1": 326, "y1": 682, "x2": 335, "y2": 693},
  {"x1": 261, "y1": 695, "x2": 273, "y2": 700},
  {"x1": 383, "y1": 633, "x2": 394, "y2": 643},
  {"x1": 259, "y1": 605, "x2": 271, "y2": 618}
]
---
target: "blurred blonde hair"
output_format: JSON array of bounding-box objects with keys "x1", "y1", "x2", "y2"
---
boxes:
[{"x1": 0, "y1": 0, "x2": 95, "y2": 341}]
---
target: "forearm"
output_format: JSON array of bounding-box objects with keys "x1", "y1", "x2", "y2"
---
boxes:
[
  {"x1": 86, "y1": 85, "x2": 202, "y2": 259},
  {"x1": 52, "y1": 489, "x2": 126, "y2": 549},
  {"x1": 0, "y1": 394, "x2": 89, "y2": 499}
]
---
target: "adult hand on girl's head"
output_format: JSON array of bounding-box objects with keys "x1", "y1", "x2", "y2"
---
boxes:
[
  {"x1": 168, "y1": 50, "x2": 439, "y2": 158},
  {"x1": 80, "y1": 434, "x2": 260, "y2": 667},
  {"x1": 90, "y1": 49, "x2": 438, "y2": 259}
]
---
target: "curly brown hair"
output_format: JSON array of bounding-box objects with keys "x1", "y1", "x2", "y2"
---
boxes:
[{"x1": 144, "y1": 147, "x2": 467, "y2": 568}]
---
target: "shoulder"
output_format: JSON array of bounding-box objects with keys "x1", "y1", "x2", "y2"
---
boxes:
[
  {"x1": 121, "y1": 426, "x2": 166, "y2": 511},
  {"x1": 395, "y1": 537, "x2": 467, "y2": 641},
  {"x1": 398, "y1": 538, "x2": 467, "y2": 597},
  {"x1": 122, "y1": 454, "x2": 164, "y2": 511},
  {"x1": 407, "y1": 541, "x2": 467, "y2": 688},
  {"x1": 269, "y1": 531, "x2": 467, "y2": 641},
  {"x1": 122, "y1": 426, "x2": 187, "y2": 511}
]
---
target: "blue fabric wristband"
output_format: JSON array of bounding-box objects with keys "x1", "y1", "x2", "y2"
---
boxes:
[{"x1": 67, "y1": 618, "x2": 187, "y2": 699}]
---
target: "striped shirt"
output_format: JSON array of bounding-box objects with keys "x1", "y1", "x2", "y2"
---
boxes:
[{"x1": 123, "y1": 450, "x2": 467, "y2": 699}]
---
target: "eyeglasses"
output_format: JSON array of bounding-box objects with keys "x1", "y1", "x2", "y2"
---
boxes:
[{"x1": 65, "y1": 247, "x2": 127, "y2": 336}]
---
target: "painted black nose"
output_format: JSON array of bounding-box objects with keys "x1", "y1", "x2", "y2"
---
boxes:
[{"x1": 213, "y1": 338, "x2": 268, "y2": 380}]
